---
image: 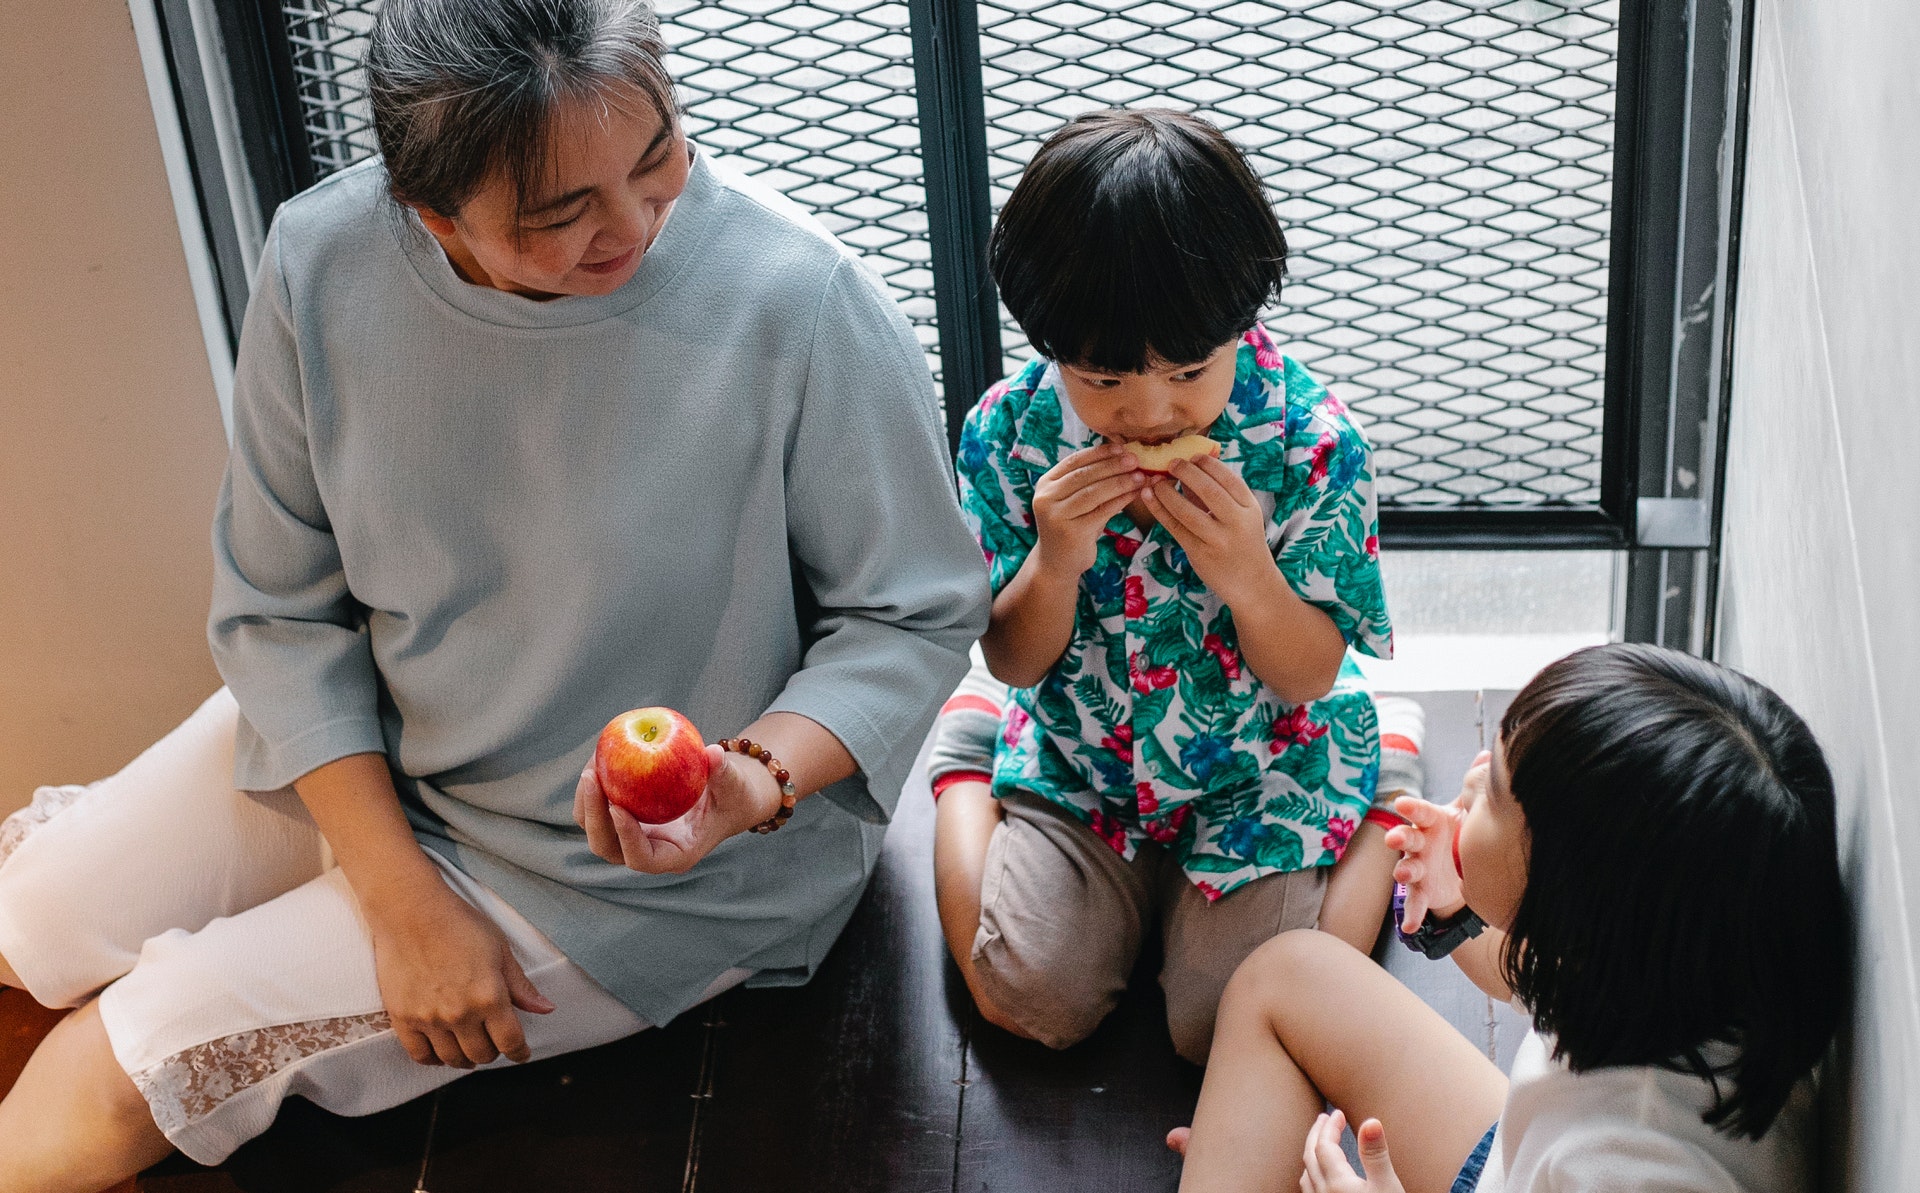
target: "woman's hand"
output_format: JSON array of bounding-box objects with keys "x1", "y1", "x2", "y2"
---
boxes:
[
  {"x1": 1302, "y1": 1111, "x2": 1406, "y2": 1193},
  {"x1": 1031, "y1": 443, "x2": 1148, "y2": 579},
  {"x1": 365, "y1": 881, "x2": 554, "y2": 1069},
  {"x1": 574, "y1": 743, "x2": 782, "y2": 874},
  {"x1": 1140, "y1": 455, "x2": 1276, "y2": 608},
  {"x1": 1385, "y1": 751, "x2": 1485, "y2": 931}
]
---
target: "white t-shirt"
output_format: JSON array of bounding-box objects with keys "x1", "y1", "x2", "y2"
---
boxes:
[{"x1": 1474, "y1": 1030, "x2": 1813, "y2": 1193}]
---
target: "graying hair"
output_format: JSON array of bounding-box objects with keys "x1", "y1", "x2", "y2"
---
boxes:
[{"x1": 367, "y1": 0, "x2": 676, "y2": 219}]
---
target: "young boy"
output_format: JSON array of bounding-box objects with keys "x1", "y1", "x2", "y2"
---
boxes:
[{"x1": 934, "y1": 108, "x2": 1407, "y2": 1064}]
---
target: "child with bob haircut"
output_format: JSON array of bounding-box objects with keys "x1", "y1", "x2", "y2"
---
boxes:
[
  {"x1": 1174, "y1": 643, "x2": 1852, "y2": 1193},
  {"x1": 936, "y1": 108, "x2": 1403, "y2": 1064}
]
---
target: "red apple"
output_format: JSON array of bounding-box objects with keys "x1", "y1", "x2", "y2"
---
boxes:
[
  {"x1": 593, "y1": 707, "x2": 710, "y2": 824},
  {"x1": 1119, "y1": 435, "x2": 1221, "y2": 474}
]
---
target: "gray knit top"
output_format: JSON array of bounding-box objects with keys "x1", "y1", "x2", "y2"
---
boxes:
[{"x1": 208, "y1": 149, "x2": 990, "y2": 1024}]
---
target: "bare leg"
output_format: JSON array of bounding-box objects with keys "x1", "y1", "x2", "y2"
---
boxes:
[
  {"x1": 931, "y1": 781, "x2": 1034, "y2": 1038},
  {"x1": 1316, "y1": 821, "x2": 1396, "y2": 954},
  {"x1": 1178, "y1": 930, "x2": 1506, "y2": 1193},
  {"x1": 0, "y1": 952, "x2": 19, "y2": 989},
  {"x1": 0, "y1": 999, "x2": 172, "y2": 1193}
]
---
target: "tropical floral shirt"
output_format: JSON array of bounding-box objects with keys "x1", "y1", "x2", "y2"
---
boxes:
[{"x1": 956, "y1": 325, "x2": 1393, "y2": 899}]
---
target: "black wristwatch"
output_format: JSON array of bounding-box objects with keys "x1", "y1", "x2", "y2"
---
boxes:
[{"x1": 1392, "y1": 883, "x2": 1486, "y2": 959}]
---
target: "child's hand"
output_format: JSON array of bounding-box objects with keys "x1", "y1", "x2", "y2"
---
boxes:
[
  {"x1": 1140, "y1": 456, "x2": 1276, "y2": 608},
  {"x1": 1384, "y1": 751, "x2": 1484, "y2": 930},
  {"x1": 1031, "y1": 443, "x2": 1149, "y2": 578},
  {"x1": 1302, "y1": 1111, "x2": 1406, "y2": 1193}
]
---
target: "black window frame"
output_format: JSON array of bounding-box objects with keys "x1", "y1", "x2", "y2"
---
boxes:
[{"x1": 154, "y1": 0, "x2": 1754, "y2": 650}]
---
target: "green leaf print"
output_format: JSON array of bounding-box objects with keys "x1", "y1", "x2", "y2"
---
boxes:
[
  {"x1": 1253, "y1": 826, "x2": 1305, "y2": 871},
  {"x1": 1134, "y1": 684, "x2": 1175, "y2": 729},
  {"x1": 1281, "y1": 732, "x2": 1332, "y2": 794},
  {"x1": 1261, "y1": 790, "x2": 1328, "y2": 827},
  {"x1": 1142, "y1": 732, "x2": 1197, "y2": 789},
  {"x1": 1022, "y1": 389, "x2": 1064, "y2": 454},
  {"x1": 1182, "y1": 851, "x2": 1251, "y2": 873},
  {"x1": 1074, "y1": 672, "x2": 1127, "y2": 727},
  {"x1": 1176, "y1": 663, "x2": 1234, "y2": 730}
]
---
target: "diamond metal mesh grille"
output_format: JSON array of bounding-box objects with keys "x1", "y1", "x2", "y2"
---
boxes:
[
  {"x1": 278, "y1": 0, "x2": 1616, "y2": 508},
  {"x1": 980, "y1": 0, "x2": 1617, "y2": 505}
]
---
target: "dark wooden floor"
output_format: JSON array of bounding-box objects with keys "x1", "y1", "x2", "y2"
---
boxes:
[{"x1": 1, "y1": 691, "x2": 1524, "y2": 1193}]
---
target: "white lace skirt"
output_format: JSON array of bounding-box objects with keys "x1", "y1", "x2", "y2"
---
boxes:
[{"x1": 0, "y1": 689, "x2": 735, "y2": 1165}]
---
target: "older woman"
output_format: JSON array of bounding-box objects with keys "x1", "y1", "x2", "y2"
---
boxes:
[{"x1": 0, "y1": 1, "x2": 987, "y2": 1186}]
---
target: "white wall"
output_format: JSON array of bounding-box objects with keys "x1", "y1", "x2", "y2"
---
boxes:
[
  {"x1": 0, "y1": 0, "x2": 230, "y2": 810},
  {"x1": 1715, "y1": 0, "x2": 1920, "y2": 1189}
]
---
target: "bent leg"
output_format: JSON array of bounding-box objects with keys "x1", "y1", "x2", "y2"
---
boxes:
[
  {"x1": 969, "y1": 792, "x2": 1154, "y2": 1049},
  {"x1": 933, "y1": 779, "x2": 1013, "y2": 1027},
  {"x1": 0, "y1": 999, "x2": 171, "y2": 1193},
  {"x1": 0, "y1": 689, "x2": 328, "y2": 1006},
  {"x1": 0, "y1": 853, "x2": 655, "y2": 1182},
  {"x1": 1159, "y1": 866, "x2": 1326, "y2": 1065},
  {"x1": 1179, "y1": 930, "x2": 1505, "y2": 1193}
]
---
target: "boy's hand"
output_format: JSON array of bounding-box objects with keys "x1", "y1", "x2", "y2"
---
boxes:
[
  {"x1": 1384, "y1": 751, "x2": 1485, "y2": 930},
  {"x1": 1031, "y1": 443, "x2": 1148, "y2": 578},
  {"x1": 1140, "y1": 455, "x2": 1276, "y2": 607}
]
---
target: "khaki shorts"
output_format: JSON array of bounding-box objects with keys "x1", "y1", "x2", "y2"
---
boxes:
[{"x1": 971, "y1": 790, "x2": 1325, "y2": 1064}]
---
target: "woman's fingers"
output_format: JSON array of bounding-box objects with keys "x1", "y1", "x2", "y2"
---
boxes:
[
  {"x1": 396, "y1": 1025, "x2": 440, "y2": 1066},
  {"x1": 577, "y1": 769, "x2": 624, "y2": 863},
  {"x1": 426, "y1": 1025, "x2": 474, "y2": 1069},
  {"x1": 1302, "y1": 1112, "x2": 1332, "y2": 1189},
  {"x1": 502, "y1": 947, "x2": 554, "y2": 1016},
  {"x1": 451, "y1": 1018, "x2": 501, "y2": 1068},
  {"x1": 486, "y1": 1005, "x2": 533, "y2": 1065}
]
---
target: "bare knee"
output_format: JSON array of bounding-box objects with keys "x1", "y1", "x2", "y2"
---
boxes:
[
  {"x1": 1217, "y1": 929, "x2": 1349, "y2": 1032},
  {"x1": 0, "y1": 949, "x2": 18, "y2": 990}
]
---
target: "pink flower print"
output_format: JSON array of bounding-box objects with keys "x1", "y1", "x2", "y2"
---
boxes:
[
  {"x1": 1124, "y1": 575, "x2": 1148, "y2": 618},
  {"x1": 1144, "y1": 818, "x2": 1179, "y2": 844},
  {"x1": 1322, "y1": 814, "x2": 1356, "y2": 856},
  {"x1": 1087, "y1": 811, "x2": 1130, "y2": 855},
  {"x1": 979, "y1": 381, "x2": 1010, "y2": 412},
  {"x1": 1129, "y1": 651, "x2": 1178, "y2": 693},
  {"x1": 1170, "y1": 804, "x2": 1193, "y2": 831},
  {"x1": 1201, "y1": 633, "x2": 1243, "y2": 681},
  {"x1": 1321, "y1": 390, "x2": 1349, "y2": 417},
  {"x1": 1101, "y1": 724, "x2": 1134, "y2": 764},
  {"x1": 1269, "y1": 705, "x2": 1330, "y2": 754},
  {"x1": 1308, "y1": 433, "x2": 1338, "y2": 484},
  {"x1": 1195, "y1": 879, "x2": 1224, "y2": 903},
  {"x1": 1247, "y1": 325, "x2": 1283, "y2": 372},
  {"x1": 1134, "y1": 781, "x2": 1158, "y2": 815},
  {"x1": 1364, "y1": 533, "x2": 1379, "y2": 559},
  {"x1": 1003, "y1": 703, "x2": 1030, "y2": 748},
  {"x1": 1107, "y1": 531, "x2": 1142, "y2": 560}
]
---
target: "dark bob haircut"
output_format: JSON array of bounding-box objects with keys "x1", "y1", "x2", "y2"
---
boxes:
[
  {"x1": 1497, "y1": 644, "x2": 1851, "y2": 1139},
  {"x1": 367, "y1": 0, "x2": 676, "y2": 222},
  {"x1": 988, "y1": 109, "x2": 1288, "y2": 373}
]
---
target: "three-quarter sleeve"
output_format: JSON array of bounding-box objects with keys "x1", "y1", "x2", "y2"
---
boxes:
[
  {"x1": 208, "y1": 224, "x2": 386, "y2": 790},
  {"x1": 767, "y1": 257, "x2": 992, "y2": 822}
]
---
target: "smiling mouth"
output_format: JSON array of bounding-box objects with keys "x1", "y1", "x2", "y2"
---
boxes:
[{"x1": 577, "y1": 246, "x2": 638, "y2": 275}]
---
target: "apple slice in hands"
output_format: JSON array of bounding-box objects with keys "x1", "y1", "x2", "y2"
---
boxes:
[
  {"x1": 593, "y1": 707, "x2": 711, "y2": 825},
  {"x1": 1117, "y1": 435, "x2": 1220, "y2": 474}
]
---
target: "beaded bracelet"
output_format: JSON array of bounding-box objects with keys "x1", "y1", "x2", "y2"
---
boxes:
[{"x1": 719, "y1": 737, "x2": 798, "y2": 834}]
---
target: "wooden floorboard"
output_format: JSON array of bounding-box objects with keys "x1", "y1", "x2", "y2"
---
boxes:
[
  {"x1": 685, "y1": 771, "x2": 965, "y2": 1193},
  {"x1": 953, "y1": 958, "x2": 1202, "y2": 1193}
]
